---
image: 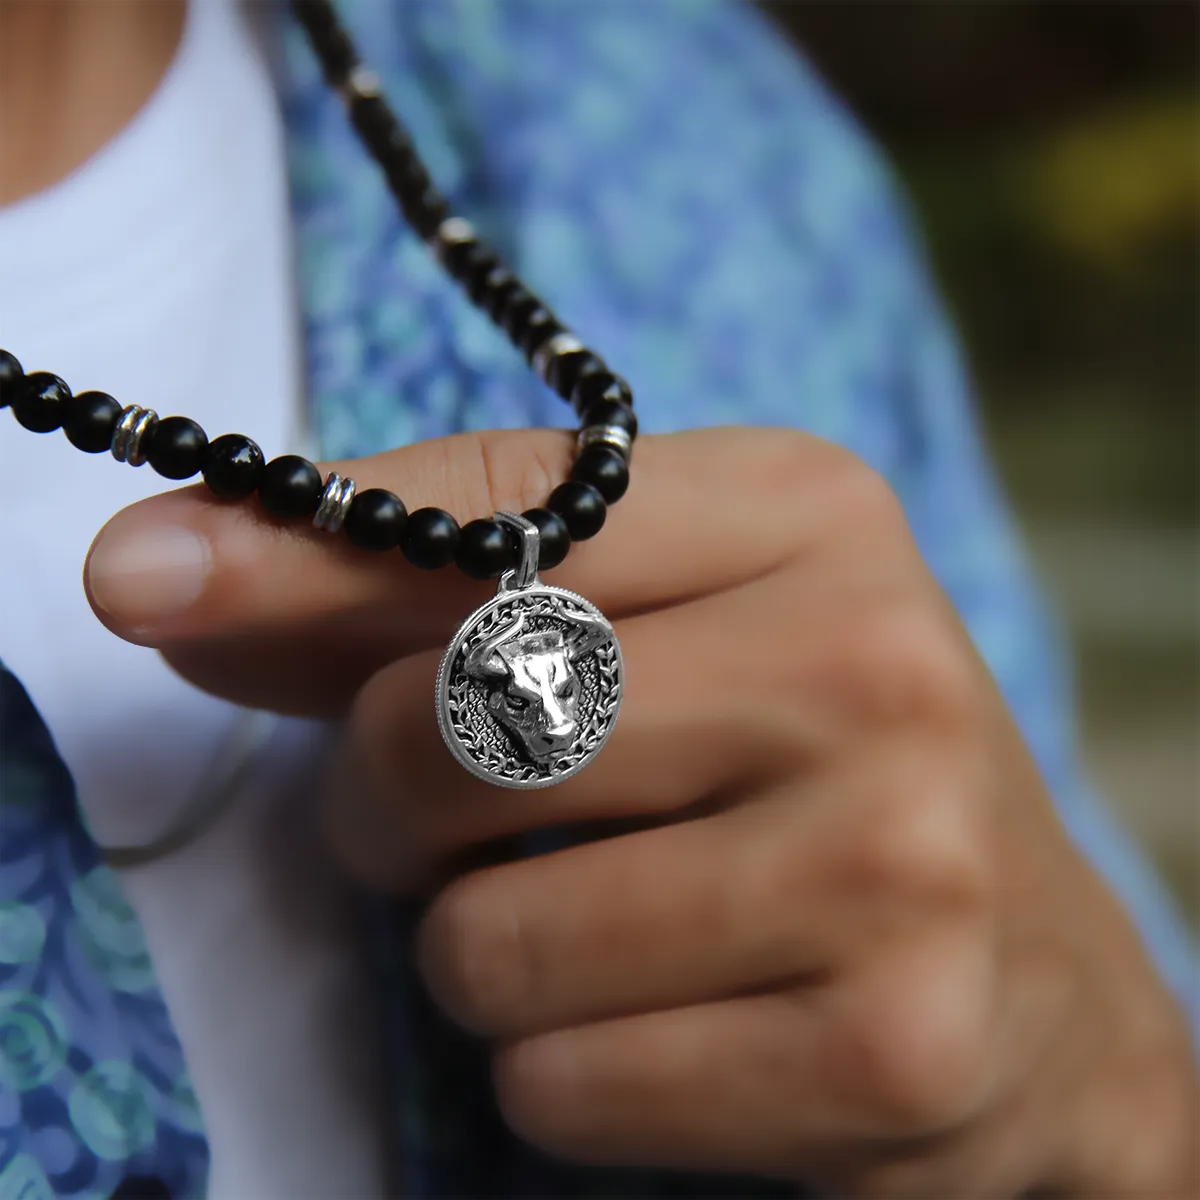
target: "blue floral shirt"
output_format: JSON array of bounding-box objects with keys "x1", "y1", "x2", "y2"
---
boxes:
[{"x1": 1, "y1": 2, "x2": 1194, "y2": 1197}]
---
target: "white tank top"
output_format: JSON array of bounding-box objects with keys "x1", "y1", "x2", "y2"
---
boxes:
[{"x1": 0, "y1": 1, "x2": 387, "y2": 1194}]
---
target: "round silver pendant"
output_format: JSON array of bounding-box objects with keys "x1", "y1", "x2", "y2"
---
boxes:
[{"x1": 436, "y1": 579, "x2": 624, "y2": 790}]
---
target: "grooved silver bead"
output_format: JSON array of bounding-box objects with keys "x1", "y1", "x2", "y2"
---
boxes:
[
  {"x1": 340, "y1": 65, "x2": 382, "y2": 101},
  {"x1": 314, "y1": 472, "x2": 357, "y2": 534},
  {"x1": 532, "y1": 333, "x2": 584, "y2": 385},
  {"x1": 576, "y1": 424, "x2": 632, "y2": 459},
  {"x1": 430, "y1": 216, "x2": 476, "y2": 264},
  {"x1": 110, "y1": 406, "x2": 158, "y2": 467}
]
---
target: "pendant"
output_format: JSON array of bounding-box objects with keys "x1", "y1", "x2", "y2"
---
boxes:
[{"x1": 435, "y1": 512, "x2": 624, "y2": 789}]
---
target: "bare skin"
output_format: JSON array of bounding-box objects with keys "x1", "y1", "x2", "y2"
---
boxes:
[
  {"x1": 0, "y1": 0, "x2": 185, "y2": 205},
  {"x1": 83, "y1": 428, "x2": 1200, "y2": 1195}
]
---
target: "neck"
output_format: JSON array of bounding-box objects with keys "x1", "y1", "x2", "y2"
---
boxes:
[{"x1": 0, "y1": 0, "x2": 187, "y2": 205}]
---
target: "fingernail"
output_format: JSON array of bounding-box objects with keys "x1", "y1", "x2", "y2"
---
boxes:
[{"x1": 88, "y1": 522, "x2": 211, "y2": 625}]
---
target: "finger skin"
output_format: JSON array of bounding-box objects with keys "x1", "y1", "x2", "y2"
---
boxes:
[
  {"x1": 327, "y1": 587, "x2": 804, "y2": 888},
  {"x1": 415, "y1": 801, "x2": 832, "y2": 1040},
  {"x1": 83, "y1": 427, "x2": 870, "y2": 714}
]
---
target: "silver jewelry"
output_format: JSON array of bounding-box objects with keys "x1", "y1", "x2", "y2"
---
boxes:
[
  {"x1": 110, "y1": 406, "x2": 158, "y2": 467},
  {"x1": 576, "y1": 423, "x2": 632, "y2": 458},
  {"x1": 430, "y1": 216, "x2": 476, "y2": 265},
  {"x1": 339, "y1": 65, "x2": 382, "y2": 101},
  {"x1": 313, "y1": 471, "x2": 357, "y2": 533},
  {"x1": 435, "y1": 512, "x2": 623, "y2": 789}
]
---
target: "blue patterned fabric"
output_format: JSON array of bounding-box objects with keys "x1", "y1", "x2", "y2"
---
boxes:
[{"x1": 1, "y1": 0, "x2": 1195, "y2": 1195}]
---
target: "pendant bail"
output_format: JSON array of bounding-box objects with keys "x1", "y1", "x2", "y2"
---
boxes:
[{"x1": 494, "y1": 511, "x2": 540, "y2": 591}]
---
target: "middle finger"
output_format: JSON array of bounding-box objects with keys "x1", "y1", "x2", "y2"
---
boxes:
[{"x1": 331, "y1": 582, "x2": 803, "y2": 888}]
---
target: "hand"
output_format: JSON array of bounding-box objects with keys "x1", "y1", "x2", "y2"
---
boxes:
[{"x1": 86, "y1": 427, "x2": 1198, "y2": 1196}]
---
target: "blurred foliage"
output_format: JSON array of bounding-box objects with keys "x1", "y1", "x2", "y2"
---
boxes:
[
  {"x1": 1012, "y1": 95, "x2": 1198, "y2": 272},
  {"x1": 766, "y1": 1, "x2": 1198, "y2": 524}
]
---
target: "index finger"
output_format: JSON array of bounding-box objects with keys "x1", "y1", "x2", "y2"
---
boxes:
[{"x1": 83, "y1": 426, "x2": 834, "y2": 714}]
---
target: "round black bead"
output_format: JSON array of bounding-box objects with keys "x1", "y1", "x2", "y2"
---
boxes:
[
  {"x1": 0, "y1": 349, "x2": 23, "y2": 408},
  {"x1": 203, "y1": 434, "x2": 264, "y2": 500},
  {"x1": 12, "y1": 372, "x2": 69, "y2": 433},
  {"x1": 382, "y1": 152, "x2": 427, "y2": 207},
  {"x1": 62, "y1": 390, "x2": 120, "y2": 453},
  {"x1": 344, "y1": 488, "x2": 407, "y2": 551},
  {"x1": 458, "y1": 243, "x2": 500, "y2": 303},
  {"x1": 403, "y1": 186, "x2": 449, "y2": 242},
  {"x1": 572, "y1": 370, "x2": 634, "y2": 418},
  {"x1": 481, "y1": 267, "x2": 520, "y2": 322},
  {"x1": 582, "y1": 397, "x2": 638, "y2": 439},
  {"x1": 500, "y1": 288, "x2": 541, "y2": 343},
  {"x1": 548, "y1": 349, "x2": 601, "y2": 402},
  {"x1": 548, "y1": 480, "x2": 607, "y2": 541},
  {"x1": 259, "y1": 454, "x2": 323, "y2": 520},
  {"x1": 438, "y1": 233, "x2": 478, "y2": 278},
  {"x1": 349, "y1": 95, "x2": 410, "y2": 163},
  {"x1": 520, "y1": 307, "x2": 564, "y2": 360},
  {"x1": 402, "y1": 506, "x2": 460, "y2": 569},
  {"x1": 522, "y1": 507, "x2": 571, "y2": 570},
  {"x1": 570, "y1": 446, "x2": 630, "y2": 503},
  {"x1": 146, "y1": 415, "x2": 208, "y2": 480},
  {"x1": 456, "y1": 518, "x2": 518, "y2": 580}
]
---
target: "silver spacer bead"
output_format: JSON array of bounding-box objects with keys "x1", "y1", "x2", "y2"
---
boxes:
[
  {"x1": 313, "y1": 472, "x2": 357, "y2": 534},
  {"x1": 532, "y1": 332, "x2": 585, "y2": 385},
  {"x1": 339, "y1": 65, "x2": 382, "y2": 102},
  {"x1": 429, "y1": 216, "x2": 476, "y2": 265},
  {"x1": 576, "y1": 424, "x2": 632, "y2": 459},
  {"x1": 110, "y1": 406, "x2": 158, "y2": 467}
]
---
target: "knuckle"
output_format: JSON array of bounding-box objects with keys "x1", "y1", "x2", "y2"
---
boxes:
[
  {"x1": 825, "y1": 450, "x2": 908, "y2": 533},
  {"x1": 417, "y1": 873, "x2": 532, "y2": 1036},
  {"x1": 827, "y1": 603, "x2": 980, "y2": 734},
  {"x1": 833, "y1": 950, "x2": 996, "y2": 1136},
  {"x1": 838, "y1": 779, "x2": 993, "y2": 916}
]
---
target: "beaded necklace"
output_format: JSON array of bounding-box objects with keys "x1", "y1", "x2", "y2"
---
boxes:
[{"x1": 0, "y1": 0, "x2": 628, "y2": 789}]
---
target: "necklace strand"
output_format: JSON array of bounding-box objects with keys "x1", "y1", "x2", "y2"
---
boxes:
[{"x1": 0, "y1": 0, "x2": 637, "y2": 581}]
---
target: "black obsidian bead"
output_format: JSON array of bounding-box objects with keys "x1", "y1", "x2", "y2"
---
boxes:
[
  {"x1": 458, "y1": 243, "x2": 501, "y2": 304},
  {"x1": 203, "y1": 434, "x2": 264, "y2": 500},
  {"x1": 12, "y1": 372, "x2": 69, "y2": 433},
  {"x1": 438, "y1": 232, "x2": 478, "y2": 278},
  {"x1": 291, "y1": 0, "x2": 357, "y2": 82},
  {"x1": 0, "y1": 349, "x2": 22, "y2": 408},
  {"x1": 572, "y1": 370, "x2": 634, "y2": 418},
  {"x1": 547, "y1": 348, "x2": 600, "y2": 402},
  {"x1": 146, "y1": 415, "x2": 208, "y2": 480},
  {"x1": 481, "y1": 267, "x2": 521, "y2": 322},
  {"x1": 520, "y1": 307, "x2": 563, "y2": 360},
  {"x1": 570, "y1": 446, "x2": 630, "y2": 503},
  {"x1": 62, "y1": 390, "x2": 120, "y2": 453},
  {"x1": 344, "y1": 487, "x2": 407, "y2": 551},
  {"x1": 402, "y1": 186, "x2": 449, "y2": 242},
  {"x1": 348, "y1": 95, "x2": 410, "y2": 163},
  {"x1": 456, "y1": 518, "x2": 518, "y2": 580},
  {"x1": 521, "y1": 507, "x2": 571, "y2": 570},
  {"x1": 384, "y1": 154, "x2": 431, "y2": 210},
  {"x1": 402, "y1": 506, "x2": 460, "y2": 569},
  {"x1": 259, "y1": 454, "x2": 323, "y2": 520},
  {"x1": 582, "y1": 397, "x2": 638, "y2": 440},
  {"x1": 110, "y1": 1176, "x2": 172, "y2": 1200},
  {"x1": 548, "y1": 480, "x2": 607, "y2": 541},
  {"x1": 500, "y1": 288, "x2": 541, "y2": 343}
]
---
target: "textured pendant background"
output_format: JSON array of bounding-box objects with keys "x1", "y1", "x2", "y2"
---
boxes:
[{"x1": 436, "y1": 585, "x2": 623, "y2": 789}]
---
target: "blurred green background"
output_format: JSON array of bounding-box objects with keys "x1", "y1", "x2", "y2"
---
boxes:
[{"x1": 764, "y1": 1, "x2": 1198, "y2": 923}]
